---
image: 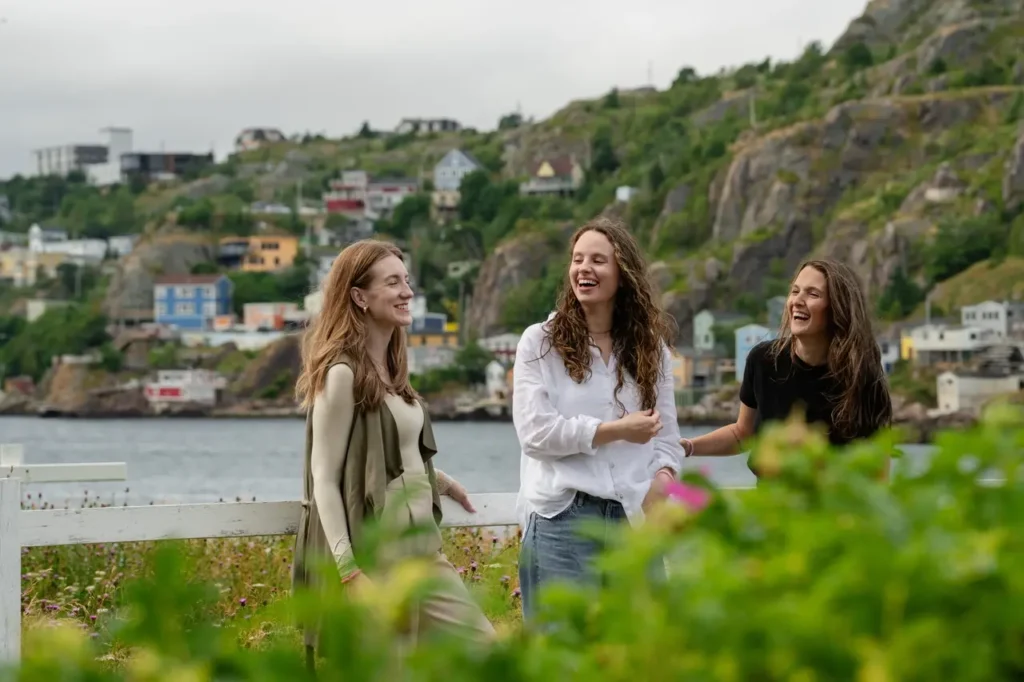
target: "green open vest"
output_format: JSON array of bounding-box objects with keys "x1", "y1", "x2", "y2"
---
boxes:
[{"x1": 291, "y1": 361, "x2": 443, "y2": 649}]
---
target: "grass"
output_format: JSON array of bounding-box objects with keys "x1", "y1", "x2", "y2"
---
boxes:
[
  {"x1": 20, "y1": 496, "x2": 523, "y2": 662},
  {"x1": 912, "y1": 257, "x2": 1024, "y2": 315}
]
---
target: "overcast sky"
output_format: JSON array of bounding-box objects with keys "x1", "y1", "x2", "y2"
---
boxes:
[{"x1": 0, "y1": 0, "x2": 866, "y2": 179}]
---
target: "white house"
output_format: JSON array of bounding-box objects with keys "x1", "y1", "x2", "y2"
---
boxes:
[
  {"x1": 144, "y1": 369, "x2": 226, "y2": 407},
  {"x1": 485, "y1": 360, "x2": 509, "y2": 401},
  {"x1": 878, "y1": 336, "x2": 900, "y2": 374},
  {"x1": 908, "y1": 324, "x2": 997, "y2": 365},
  {"x1": 28, "y1": 224, "x2": 136, "y2": 262},
  {"x1": 479, "y1": 333, "x2": 522, "y2": 364},
  {"x1": 936, "y1": 371, "x2": 1023, "y2": 414},
  {"x1": 961, "y1": 300, "x2": 1024, "y2": 339},
  {"x1": 407, "y1": 345, "x2": 458, "y2": 375},
  {"x1": 693, "y1": 309, "x2": 748, "y2": 353}
]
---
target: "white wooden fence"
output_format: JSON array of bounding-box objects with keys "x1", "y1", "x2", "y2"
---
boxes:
[
  {"x1": 1, "y1": 447, "x2": 129, "y2": 665},
  {"x1": 0, "y1": 469, "x2": 518, "y2": 666}
]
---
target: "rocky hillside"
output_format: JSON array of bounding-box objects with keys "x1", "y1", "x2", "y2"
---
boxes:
[
  {"x1": 5, "y1": 0, "x2": 1021, "y2": 343},
  {"x1": 465, "y1": 0, "x2": 1024, "y2": 337}
]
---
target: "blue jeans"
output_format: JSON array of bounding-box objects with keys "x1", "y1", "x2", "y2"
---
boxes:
[{"x1": 518, "y1": 491, "x2": 629, "y2": 621}]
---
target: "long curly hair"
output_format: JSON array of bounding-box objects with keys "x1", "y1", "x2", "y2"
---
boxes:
[
  {"x1": 542, "y1": 216, "x2": 675, "y2": 413},
  {"x1": 295, "y1": 239, "x2": 417, "y2": 412},
  {"x1": 769, "y1": 259, "x2": 892, "y2": 440}
]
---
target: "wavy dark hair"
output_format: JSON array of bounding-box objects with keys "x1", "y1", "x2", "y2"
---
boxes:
[
  {"x1": 542, "y1": 216, "x2": 675, "y2": 413},
  {"x1": 770, "y1": 259, "x2": 893, "y2": 440}
]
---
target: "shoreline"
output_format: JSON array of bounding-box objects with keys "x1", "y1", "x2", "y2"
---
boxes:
[{"x1": 0, "y1": 407, "x2": 958, "y2": 444}]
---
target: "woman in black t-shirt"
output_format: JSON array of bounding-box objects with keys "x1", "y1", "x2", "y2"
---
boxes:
[{"x1": 681, "y1": 259, "x2": 893, "y2": 463}]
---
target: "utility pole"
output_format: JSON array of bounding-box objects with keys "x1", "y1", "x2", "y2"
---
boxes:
[{"x1": 457, "y1": 276, "x2": 466, "y2": 346}]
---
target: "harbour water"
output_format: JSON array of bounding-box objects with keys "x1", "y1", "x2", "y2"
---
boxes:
[{"x1": 1, "y1": 416, "x2": 929, "y2": 507}]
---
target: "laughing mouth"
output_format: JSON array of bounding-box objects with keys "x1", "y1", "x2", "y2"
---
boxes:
[
  {"x1": 577, "y1": 278, "x2": 598, "y2": 290},
  {"x1": 792, "y1": 311, "x2": 810, "y2": 322}
]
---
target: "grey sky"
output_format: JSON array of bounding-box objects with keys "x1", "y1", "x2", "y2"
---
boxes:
[{"x1": 0, "y1": 0, "x2": 866, "y2": 179}]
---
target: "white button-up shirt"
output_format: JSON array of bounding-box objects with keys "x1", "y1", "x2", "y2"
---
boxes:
[{"x1": 512, "y1": 317, "x2": 685, "y2": 529}]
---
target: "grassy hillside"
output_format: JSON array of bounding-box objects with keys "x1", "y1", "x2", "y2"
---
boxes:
[{"x1": 2, "y1": 0, "x2": 1023, "y2": 334}]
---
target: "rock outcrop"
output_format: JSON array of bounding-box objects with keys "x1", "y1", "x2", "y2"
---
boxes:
[
  {"x1": 229, "y1": 334, "x2": 302, "y2": 402},
  {"x1": 465, "y1": 229, "x2": 568, "y2": 337},
  {"x1": 102, "y1": 229, "x2": 218, "y2": 319}
]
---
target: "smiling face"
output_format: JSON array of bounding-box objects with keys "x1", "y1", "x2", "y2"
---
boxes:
[
  {"x1": 570, "y1": 229, "x2": 620, "y2": 305},
  {"x1": 350, "y1": 254, "x2": 414, "y2": 328},
  {"x1": 788, "y1": 265, "x2": 830, "y2": 339}
]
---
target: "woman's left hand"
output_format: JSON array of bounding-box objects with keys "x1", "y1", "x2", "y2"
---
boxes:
[
  {"x1": 437, "y1": 469, "x2": 476, "y2": 513},
  {"x1": 642, "y1": 467, "x2": 677, "y2": 513}
]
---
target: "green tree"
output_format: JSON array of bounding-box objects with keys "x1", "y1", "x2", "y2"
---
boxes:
[
  {"x1": 603, "y1": 88, "x2": 621, "y2": 109},
  {"x1": 924, "y1": 214, "x2": 1008, "y2": 284},
  {"x1": 382, "y1": 194, "x2": 431, "y2": 240},
  {"x1": 647, "y1": 162, "x2": 666, "y2": 192},
  {"x1": 0, "y1": 304, "x2": 110, "y2": 380},
  {"x1": 454, "y1": 340, "x2": 494, "y2": 385},
  {"x1": 876, "y1": 268, "x2": 926, "y2": 320},
  {"x1": 590, "y1": 126, "x2": 620, "y2": 177},
  {"x1": 357, "y1": 121, "x2": 376, "y2": 138},
  {"x1": 498, "y1": 112, "x2": 523, "y2": 130},
  {"x1": 841, "y1": 42, "x2": 874, "y2": 75}
]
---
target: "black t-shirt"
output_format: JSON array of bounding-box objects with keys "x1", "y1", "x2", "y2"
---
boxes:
[{"x1": 739, "y1": 341, "x2": 888, "y2": 448}]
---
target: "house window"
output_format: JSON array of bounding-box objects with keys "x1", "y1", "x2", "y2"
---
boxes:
[
  {"x1": 203, "y1": 285, "x2": 216, "y2": 299},
  {"x1": 175, "y1": 302, "x2": 194, "y2": 315},
  {"x1": 156, "y1": 303, "x2": 168, "y2": 316},
  {"x1": 175, "y1": 286, "x2": 193, "y2": 298},
  {"x1": 203, "y1": 302, "x2": 216, "y2": 316}
]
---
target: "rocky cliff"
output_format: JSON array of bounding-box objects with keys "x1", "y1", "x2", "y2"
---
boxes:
[
  {"x1": 102, "y1": 227, "x2": 218, "y2": 319},
  {"x1": 465, "y1": 0, "x2": 1024, "y2": 338}
]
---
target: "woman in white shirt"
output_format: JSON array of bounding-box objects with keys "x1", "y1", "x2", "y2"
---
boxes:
[{"x1": 512, "y1": 216, "x2": 686, "y2": 620}]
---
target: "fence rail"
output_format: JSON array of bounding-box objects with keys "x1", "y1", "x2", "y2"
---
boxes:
[{"x1": 0, "y1": 474, "x2": 518, "y2": 665}]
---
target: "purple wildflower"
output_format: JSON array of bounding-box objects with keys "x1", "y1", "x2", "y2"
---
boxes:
[{"x1": 239, "y1": 598, "x2": 247, "y2": 606}]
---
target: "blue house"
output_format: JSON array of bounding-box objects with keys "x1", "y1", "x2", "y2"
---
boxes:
[
  {"x1": 735, "y1": 323, "x2": 776, "y2": 378},
  {"x1": 432, "y1": 149, "x2": 483, "y2": 192},
  {"x1": 153, "y1": 274, "x2": 233, "y2": 331}
]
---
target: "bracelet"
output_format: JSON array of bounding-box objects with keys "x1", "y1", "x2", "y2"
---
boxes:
[
  {"x1": 341, "y1": 569, "x2": 362, "y2": 584},
  {"x1": 680, "y1": 438, "x2": 694, "y2": 457}
]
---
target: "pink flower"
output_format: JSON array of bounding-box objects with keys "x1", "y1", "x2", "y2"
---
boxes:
[{"x1": 664, "y1": 481, "x2": 711, "y2": 512}]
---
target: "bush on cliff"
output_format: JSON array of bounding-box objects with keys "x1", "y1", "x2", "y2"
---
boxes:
[{"x1": 8, "y1": 405, "x2": 1024, "y2": 681}]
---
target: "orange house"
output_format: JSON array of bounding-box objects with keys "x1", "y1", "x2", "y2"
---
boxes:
[{"x1": 240, "y1": 234, "x2": 299, "y2": 272}]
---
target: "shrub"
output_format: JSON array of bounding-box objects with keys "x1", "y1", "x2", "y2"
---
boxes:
[{"x1": 9, "y1": 407, "x2": 1024, "y2": 680}]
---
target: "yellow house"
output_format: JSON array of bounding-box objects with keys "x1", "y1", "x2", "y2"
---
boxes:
[
  {"x1": 670, "y1": 348, "x2": 694, "y2": 390},
  {"x1": 407, "y1": 330, "x2": 459, "y2": 348},
  {"x1": 900, "y1": 331, "x2": 915, "y2": 362},
  {"x1": 0, "y1": 249, "x2": 70, "y2": 286},
  {"x1": 240, "y1": 234, "x2": 299, "y2": 272}
]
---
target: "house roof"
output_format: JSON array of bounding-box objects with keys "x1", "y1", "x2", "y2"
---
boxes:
[
  {"x1": 530, "y1": 155, "x2": 577, "y2": 178},
  {"x1": 443, "y1": 148, "x2": 483, "y2": 169},
  {"x1": 154, "y1": 274, "x2": 225, "y2": 285}
]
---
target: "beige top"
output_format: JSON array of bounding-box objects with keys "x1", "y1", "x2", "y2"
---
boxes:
[
  {"x1": 310, "y1": 364, "x2": 441, "y2": 571},
  {"x1": 380, "y1": 394, "x2": 443, "y2": 563}
]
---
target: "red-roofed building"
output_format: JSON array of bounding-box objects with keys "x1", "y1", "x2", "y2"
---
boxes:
[{"x1": 153, "y1": 273, "x2": 234, "y2": 331}]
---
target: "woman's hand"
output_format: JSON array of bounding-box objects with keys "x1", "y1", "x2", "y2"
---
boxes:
[
  {"x1": 436, "y1": 469, "x2": 476, "y2": 513},
  {"x1": 642, "y1": 467, "x2": 677, "y2": 513},
  {"x1": 613, "y1": 409, "x2": 663, "y2": 444}
]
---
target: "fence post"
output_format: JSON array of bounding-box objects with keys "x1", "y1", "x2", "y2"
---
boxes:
[{"x1": 0, "y1": 477, "x2": 20, "y2": 665}]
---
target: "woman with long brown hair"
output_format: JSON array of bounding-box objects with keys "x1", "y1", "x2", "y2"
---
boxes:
[
  {"x1": 681, "y1": 259, "x2": 893, "y2": 469},
  {"x1": 512, "y1": 216, "x2": 686, "y2": 620},
  {"x1": 292, "y1": 239, "x2": 493, "y2": 659}
]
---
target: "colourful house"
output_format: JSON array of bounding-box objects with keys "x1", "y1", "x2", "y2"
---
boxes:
[
  {"x1": 153, "y1": 274, "x2": 234, "y2": 331},
  {"x1": 734, "y1": 323, "x2": 776, "y2": 378},
  {"x1": 241, "y1": 234, "x2": 299, "y2": 272}
]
